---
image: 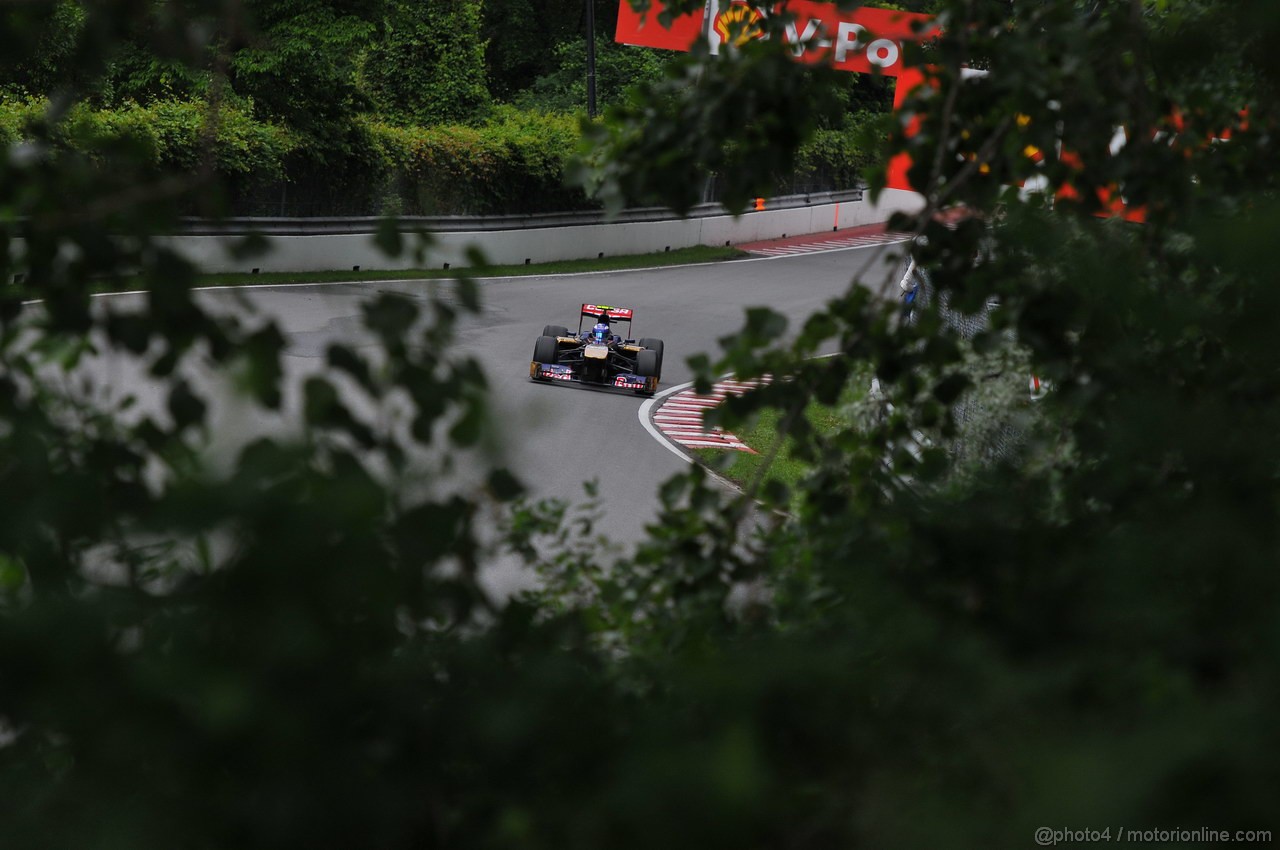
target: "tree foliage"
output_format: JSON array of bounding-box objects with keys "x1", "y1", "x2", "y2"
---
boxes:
[
  {"x1": 0, "y1": 0, "x2": 88, "y2": 97},
  {"x1": 563, "y1": 0, "x2": 1280, "y2": 841},
  {"x1": 483, "y1": 0, "x2": 611, "y2": 101},
  {"x1": 3, "y1": 0, "x2": 1278, "y2": 847},
  {"x1": 1, "y1": 95, "x2": 296, "y2": 176},
  {"x1": 573, "y1": 36, "x2": 849, "y2": 214},
  {"x1": 362, "y1": 0, "x2": 491, "y2": 125},
  {"x1": 366, "y1": 105, "x2": 591, "y2": 214},
  {"x1": 230, "y1": 0, "x2": 380, "y2": 153},
  {"x1": 514, "y1": 35, "x2": 672, "y2": 114},
  {"x1": 1, "y1": 0, "x2": 878, "y2": 212}
]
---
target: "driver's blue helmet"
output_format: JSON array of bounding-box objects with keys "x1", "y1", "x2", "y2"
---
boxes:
[{"x1": 591, "y1": 322, "x2": 610, "y2": 343}]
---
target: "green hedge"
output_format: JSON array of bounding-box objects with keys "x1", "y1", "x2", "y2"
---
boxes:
[
  {"x1": 1, "y1": 96, "x2": 880, "y2": 216},
  {"x1": 0, "y1": 95, "x2": 298, "y2": 178},
  {"x1": 788, "y1": 111, "x2": 885, "y2": 193},
  {"x1": 364, "y1": 106, "x2": 589, "y2": 215}
]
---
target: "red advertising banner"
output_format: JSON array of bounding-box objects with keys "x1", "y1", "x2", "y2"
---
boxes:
[
  {"x1": 614, "y1": 1, "x2": 932, "y2": 74},
  {"x1": 614, "y1": 1, "x2": 706, "y2": 51},
  {"x1": 616, "y1": 4, "x2": 1202, "y2": 223},
  {"x1": 614, "y1": 1, "x2": 934, "y2": 190}
]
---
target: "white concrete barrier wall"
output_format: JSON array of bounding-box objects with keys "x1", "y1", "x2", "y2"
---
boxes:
[{"x1": 14, "y1": 189, "x2": 924, "y2": 276}]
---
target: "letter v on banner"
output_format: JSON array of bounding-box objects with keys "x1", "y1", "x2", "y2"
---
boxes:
[{"x1": 614, "y1": 1, "x2": 934, "y2": 192}]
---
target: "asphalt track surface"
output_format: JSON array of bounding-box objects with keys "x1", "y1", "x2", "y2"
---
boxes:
[{"x1": 83, "y1": 241, "x2": 907, "y2": 596}]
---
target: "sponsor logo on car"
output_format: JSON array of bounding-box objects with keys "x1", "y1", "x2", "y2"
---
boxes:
[
  {"x1": 539, "y1": 364, "x2": 574, "y2": 381},
  {"x1": 582, "y1": 304, "x2": 634, "y2": 320}
]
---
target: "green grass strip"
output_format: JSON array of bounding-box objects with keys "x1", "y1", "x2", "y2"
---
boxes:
[
  {"x1": 46, "y1": 245, "x2": 745, "y2": 296},
  {"x1": 692, "y1": 382, "x2": 865, "y2": 505},
  {"x1": 186, "y1": 245, "x2": 748, "y2": 289}
]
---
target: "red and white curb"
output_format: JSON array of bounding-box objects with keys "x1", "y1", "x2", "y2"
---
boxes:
[
  {"x1": 743, "y1": 230, "x2": 911, "y2": 257},
  {"x1": 641, "y1": 379, "x2": 769, "y2": 455},
  {"x1": 737, "y1": 223, "x2": 913, "y2": 258}
]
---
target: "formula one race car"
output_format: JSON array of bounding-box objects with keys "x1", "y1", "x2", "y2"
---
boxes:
[{"x1": 529, "y1": 304, "x2": 665, "y2": 395}]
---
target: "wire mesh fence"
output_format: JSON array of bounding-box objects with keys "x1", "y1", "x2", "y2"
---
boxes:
[
  {"x1": 902, "y1": 263, "x2": 1031, "y2": 465},
  {"x1": 221, "y1": 169, "x2": 866, "y2": 218}
]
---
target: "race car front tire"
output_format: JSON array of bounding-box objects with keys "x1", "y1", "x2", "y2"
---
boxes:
[
  {"x1": 636, "y1": 349, "x2": 660, "y2": 379},
  {"x1": 542, "y1": 324, "x2": 569, "y2": 339},
  {"x1": 532, "y1": 336, "x2": 559, "y2": 376},
  {"x1": 639, "y1": 338, "x2": 665, "y2": 371}
]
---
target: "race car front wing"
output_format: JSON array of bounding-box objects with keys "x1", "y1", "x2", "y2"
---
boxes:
[{"x1": 529, "y1": 361, "x2": 657, "y2": 394}]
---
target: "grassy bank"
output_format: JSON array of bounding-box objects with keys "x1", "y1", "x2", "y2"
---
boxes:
[
  {"x1": 184, "y1": 245, "x2": 748, "y2": 289},
  {"x1": 51, "y1": 245, "x2": 748, "y2": 296},
  {"x1": 692, "y1": 376, "x2": 871, "y2": 507}
]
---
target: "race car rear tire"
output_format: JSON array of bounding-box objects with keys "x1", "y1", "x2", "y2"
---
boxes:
[
  {"x1": 639, "y1": 338, "x2": 665, "y2": 371},
  {"x1": 533, "y1": 335, "x2": 559, "y2": 368},
  {"x1": 542, "y1": 324, "x2": 569, "y2": 338},
  {"x1": 636, "y1": 349, "x2": 660, "y2": 379}
]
